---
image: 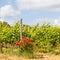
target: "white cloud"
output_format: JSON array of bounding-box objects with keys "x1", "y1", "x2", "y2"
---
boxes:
[
  {"x1": 0, "y1": 5, "x2": 20, "y2": 18},
  {"x1": 53, "y1": 19, "x2": 60, "y2": 26},
  {"x1": 31, "y1": 18, "x2": 52, "y2": 26},
  {"x1": 31, "y1": 18, "x2": 60, "y2": 26},
  {"x1": 16, "y1": 0, "x2": 60, "y2": 11},
  {"x1": 0, "y1": 18, "x2": 4, "y2": 22}
]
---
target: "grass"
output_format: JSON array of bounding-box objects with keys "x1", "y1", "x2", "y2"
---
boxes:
[
  {"x1": 0, "y1": 46, "x2": 60, "y2": 60},
  {"x1": 0, "y1": 53, "x2": 60, "y2": 60}
]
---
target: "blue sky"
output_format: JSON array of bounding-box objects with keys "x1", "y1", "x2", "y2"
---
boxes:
[{"x1": 0, "y1": 0, "x2": 60, "y2": 26}]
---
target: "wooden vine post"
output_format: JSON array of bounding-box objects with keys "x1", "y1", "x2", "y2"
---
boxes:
[{"x1": 20, "y1": 19, "x2": 22, "y2": 41}]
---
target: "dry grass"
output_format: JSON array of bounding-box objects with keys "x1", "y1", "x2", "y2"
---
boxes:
[{"x1": 0, "y1": 53, "x2": 60, "y2": 60}]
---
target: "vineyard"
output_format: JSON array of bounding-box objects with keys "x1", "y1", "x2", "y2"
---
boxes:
[{"x1": 0, "y1": 21, "x2": 60, "y2": 59}]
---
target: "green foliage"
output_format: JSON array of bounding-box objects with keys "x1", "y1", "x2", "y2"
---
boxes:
[{"x1": 0, "y1": 21, "x2": 60, "y2": 54}]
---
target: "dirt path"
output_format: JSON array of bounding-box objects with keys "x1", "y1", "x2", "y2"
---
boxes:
[{"x1": 0, "y1": 53, "x2": 60, "y2": 60}]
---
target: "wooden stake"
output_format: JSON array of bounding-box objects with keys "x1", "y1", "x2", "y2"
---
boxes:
[{"x1": 20, "y1": 19, "x2": 22, "y2": 41}]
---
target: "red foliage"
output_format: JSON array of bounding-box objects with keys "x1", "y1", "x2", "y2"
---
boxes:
[
  {"x1": 22, "y1": 37, "x2": 28, "y2": 42},
  {"x1": 15, "y1": 37, "x2": 33, "y2": 46},
  {"x1": 15, "y1": 41, "x2": 24, "y2": 46},
  {"x1": 22, "y1": 37, "x2": 33, "y2": 44}
]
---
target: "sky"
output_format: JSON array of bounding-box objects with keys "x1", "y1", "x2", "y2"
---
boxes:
[{"x1": 0, "y1": 0, "x2": 60, "y2": 26}]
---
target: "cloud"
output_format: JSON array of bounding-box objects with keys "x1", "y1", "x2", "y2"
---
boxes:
[
  {"x1": 0, "y1": 5, "x2": 20, "y2": 18},
  {"x1": 53, "y1": 19, "x2": 60, "y2": 26},
  {"x1": 31, "y1": 17, "x2": 60, "y2": 26},
  {"x1": 0, "y1": 18, "x2": 4, "y2": 22},
  {"x1": 32, "y1": 18, "x2": 52, "y2": 25},
  {"x1": 16, "y1": 0, "x2": 60, "y2": 11}
]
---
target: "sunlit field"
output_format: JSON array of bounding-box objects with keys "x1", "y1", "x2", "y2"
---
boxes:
[
  {"x1": 0, "y1": 0, "x2": 60, "y2": 60},
  {"x1": 0, "y1": 21, "x2": 60, "y2": 60}
]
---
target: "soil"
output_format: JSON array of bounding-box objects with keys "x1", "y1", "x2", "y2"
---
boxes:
[{"x1": 0, "y1": 53, "x2": 60, "y2": 60}]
